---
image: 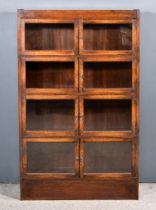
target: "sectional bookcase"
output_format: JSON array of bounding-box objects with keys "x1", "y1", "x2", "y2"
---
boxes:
[{"x1": 18, "y1": 10, "x2": 140, "y2": 200}]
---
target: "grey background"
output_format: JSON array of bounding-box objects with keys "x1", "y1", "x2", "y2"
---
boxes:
[{"x1": 0, "y1": 0, "x2": 156, "y2": 183}]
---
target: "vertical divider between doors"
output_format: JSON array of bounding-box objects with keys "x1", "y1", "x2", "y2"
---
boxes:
[
  {"x1": 80, "y1": 139, "x2": 84, "y2": 178},
  {"x1": 79, "y1": 18, "x2": 83, "y2": 54},
  {"x1": 79, "y1": 96, "x2": 84, "y2": 178},
  {"x1": 74, "y1": 18, "x2": 79, "y2": 56}
]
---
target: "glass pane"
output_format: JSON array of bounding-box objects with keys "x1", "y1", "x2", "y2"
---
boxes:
[
  {"x1": 27, "y1": 142, "x2": 75, "y2": 173},
  {"x1": 84, "y1": 142, "x2": 132, "y2": 173},
  {"x1": 25, "y1": 24, "x2": 74, "y2": 50},
  {"x1": 84, "y1": 62, "x2": 132, "y2": 88},
  {"x1": 26, "y1": 100, "x2": 74, "y2": 131},
  {"x1": 84, "y1": 24, "x2": 132, "y2": 50},
  {"x1": 26, "y1": 62, "x2": 74, "y2": 88},
  {"x1": 84, "y1": 100, "x2": 131, "y2": 131}
]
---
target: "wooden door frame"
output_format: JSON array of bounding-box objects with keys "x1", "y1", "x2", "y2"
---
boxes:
[
  {"x1": 79, "y1": 18, "x2": 133, "y2": 56},
  {"x1": 79, "y1": 137, "x2": 134, "y2": 179},
  {"x1": 22, "y1": 137, "x2": 79, "y2": 179},
  {"x1": 19, "y1": 18, "x2": 79, "y2": 56}
]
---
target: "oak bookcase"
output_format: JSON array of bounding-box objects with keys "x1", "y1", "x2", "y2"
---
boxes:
[{"x1": 17, "y1": 10, "x2": 140, "y2": 200}]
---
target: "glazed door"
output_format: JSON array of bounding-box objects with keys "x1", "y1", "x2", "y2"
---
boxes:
[
  {"x1": 22, "y1": 138, "x2": 79, "y2": 179},
  {"x1": 78, "y1": 18, "x2": 138, "y2": 179},
  {"x1": 19, "y1": 15, "x2": 138, "y2": 180},
  {"x1": 79, "y1": 139, "x2": 133, "y2": 178},
  {"x1": 20, "y1": 19, "x2": 80, "y2": 179}
]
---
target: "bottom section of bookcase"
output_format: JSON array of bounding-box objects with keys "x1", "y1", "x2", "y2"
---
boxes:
[{"x1": 21, "y1": 178, "x2": 138, "y2": 200}]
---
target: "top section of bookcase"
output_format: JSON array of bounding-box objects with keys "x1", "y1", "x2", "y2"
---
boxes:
[{"x1": 17, "y1": 10, "x2": 139, "y2": 20}]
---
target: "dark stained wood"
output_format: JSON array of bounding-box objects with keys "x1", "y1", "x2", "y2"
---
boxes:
[
  {"x1": 21, "y1": 179, "x2": 138, "y2": 200},
  {"x1": 84, "y1": 99, "x2": 132, "y2": 131},
  {"x1": 26, "y1": 100, "x2": 74, "y2": 131},
  {"x1": 83, "y1": 24, "x2": 132, "y2": 51},
  {"x1": 18, "y1": 10, "x2": 140, "y2": 200},
  {"x1": 82, "y1": 88, "x2": 134, "y2": 97},
  {"x1": 26, "y1": 62, "x2": 74, "y2": 88},
  {"x1": 23, "y1": 96, "x2": 79, "y2": 138},
  {"x1": 18, "y1": 10, "x2": 138, "y2": 20},
  {"x1": 25, "y1": 23, "x2": 74, "y2": 51},
  {"x1": 81, "y1": 131, "x2": 133, "y2": 138},
  {"x1": 83, "y1": 62, "x2": 132, "y2": 88}
]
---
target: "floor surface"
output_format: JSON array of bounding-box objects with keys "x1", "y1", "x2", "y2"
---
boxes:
[{"x1": 0, "y1": 184, "x2": 155, "y2": 210}]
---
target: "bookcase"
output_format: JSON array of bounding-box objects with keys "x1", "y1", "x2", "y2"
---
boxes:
[{"x1": 18, "y1": 10, "x2": 140, "y2": 200}]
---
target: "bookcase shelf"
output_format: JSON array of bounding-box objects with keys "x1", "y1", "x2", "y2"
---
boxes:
[
  {"x1": 26, "y1": 100, "x2": 75, "y2": 131},
  {"x1": 25, "y1": 23, "x2": 74, "y2": 51},
  {"x1": 83, "y1": 62, "x2": 132, "y2": 89},
  {"x1": 26, "y1": 61, "x2": 74, "y2": 88},
  {"x1": 84, "y1": 99, "x2": 132, "y2": 132},
  {"x1": 83, "y1": 24, "x2": 132, "y2": 51}
]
